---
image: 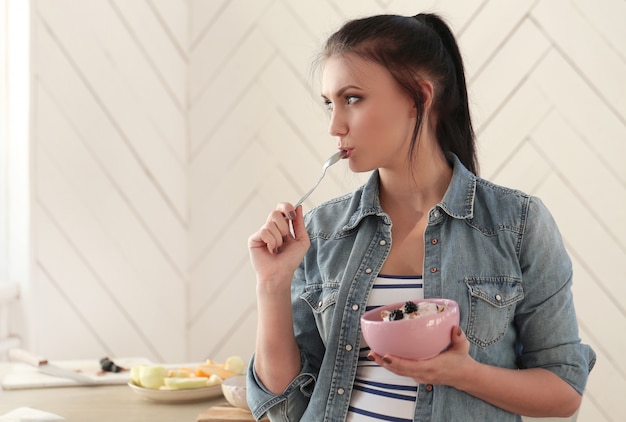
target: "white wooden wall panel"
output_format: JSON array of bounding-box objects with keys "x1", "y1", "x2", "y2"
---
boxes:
[
  {"x1": 534, "y1": 0, "x2": 626, "y2": 120},
  {"x1": 189, "y1": 0, "x2": 228, "y2": 47},
  {"x1": 189, "y1": 0, "x2": 273, "y2": 132},
  {"x1": 189, "y1": 86, "x2": 274, "y2": 263},
  {"x1": 34, "y1": 264, "x2": 103, "y2": 358},
  {"x1": 37, "y1": 1, "x2": 188, "y2": 244},
  {"x1": 459, "y1": 0, "x2": 536, "y2": 78},
  {"x1": 26, "y1": 0, "x2": 624, "y2": 419},
  {"x1": 574, "y1": 0, "x2": 626, "y2": 59},
  {"x1": 189, "y1": 29, "x2": 274, "y2": 161},
  {"x1": 35, "y1": 39, "x2": 187, "y2": 293},
  {"x1": 32, "y1": 0, "x2": 188, "y2": 362},
  {"x1": 533, "y1": 52, "x2": 626, "y2": 184},
  {"x1": 150, "y1": 0, "x2": 188, "y2": 53},
  {"x1": 276, "y1": 0, "x2": 343, "y2": 39},
  {"x1": 36, "y1": 89, "x2": 185, "y2": 360},
  {"x1": 112, "y1": 1, "x2": 187, "y2": 113},
  {"x1": 471, "y1": 19, "x2": 552, "y2": 131}
]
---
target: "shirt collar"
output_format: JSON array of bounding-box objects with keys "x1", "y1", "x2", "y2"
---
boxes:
[
  {"x1": 438, "y1": 152, "x2": 476, "y2": 220},
  {"x1": 345, "y1": 152, "x2": 476, "y2": 229}
]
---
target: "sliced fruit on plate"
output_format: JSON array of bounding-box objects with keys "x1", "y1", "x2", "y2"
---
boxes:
[
  {"x1": 224, "y1": 356, "x2": 246, "y2": 374},
  {"x1": 196, "y1": 356, "x2": 246, "y2": 380},
  {"x1": 129, "y1": 356, "x2": 245, "y2": 390},
  {"x1": 195, "y1": 362, "x2": 236, "y2": 380},
  {"x1": 161, "y1": 375, "x2": 221, "y2": 390},
  {"x1": 167, "y1": 367, "x2": 194, "y2": 378},
  {"x1": 138, "y1": 365, "x2": 168, "y2": 390}
]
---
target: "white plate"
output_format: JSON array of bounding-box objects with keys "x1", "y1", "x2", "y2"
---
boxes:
[{"x1": 128, "y1": 382, "x2": 223, "y2": 403}]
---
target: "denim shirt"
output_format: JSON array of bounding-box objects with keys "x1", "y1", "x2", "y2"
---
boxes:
[{"x1": 247, "y1": 154, "x2": 595, "y2": 421}]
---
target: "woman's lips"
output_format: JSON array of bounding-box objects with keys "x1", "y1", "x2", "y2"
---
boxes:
[{"x1": 340, "y1": 148, "x2": 353, "y2": 158}]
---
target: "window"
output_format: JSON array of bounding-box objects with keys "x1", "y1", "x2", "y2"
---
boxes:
[
  {"x1": 0, "y1": 0, "x2": 29, "y2": 355},
  {"x1": 1, "y1": 0, "x2": 30, "y2": 286}
]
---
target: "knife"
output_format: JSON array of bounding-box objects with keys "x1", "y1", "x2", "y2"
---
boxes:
[{"x1": 8, "y1": 348, "x2": 97, "y2": 385}]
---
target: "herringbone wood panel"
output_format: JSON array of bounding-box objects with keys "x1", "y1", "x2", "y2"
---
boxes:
[{"x1": 28, "y1": 0, "x2": 625, "y2": 419}]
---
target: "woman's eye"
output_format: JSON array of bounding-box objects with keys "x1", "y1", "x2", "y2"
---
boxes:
[
  {"x1": 346, "y1": 95, "x2": 360, "y2": 105},
  {"x1": 323, "y1": 95, "x2": 359, "y2": 111}
]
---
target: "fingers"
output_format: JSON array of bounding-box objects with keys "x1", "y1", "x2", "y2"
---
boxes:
[
  {"x1": 289, "y1": 206, "x2": 309, "y2": 241},
  {"x1": 452, "y1": 325, "x2": 463, "y2": 341},
  {"x1": 367, "y1": 351, "x2": 398, "y2": 370},
  {"x1": 365, "y1": 325, "x2": 470, "y2": 384},
  {"x1": 449, "y1": 325, "x2": 470, "y2": 354},
  {"x1": 249, "y1": 203, "x2": 305, "y2": 255},
  {"x1": 275, "y1": 202, "x2": 297, "y2": 221},
  {"x1": 261, "y1": 209, "x2": 292, "y2": 254}
]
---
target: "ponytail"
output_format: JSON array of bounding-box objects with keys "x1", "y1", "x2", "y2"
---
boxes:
[{"x1": 416, "y1": 14, "x2": 478, "y2": 175}]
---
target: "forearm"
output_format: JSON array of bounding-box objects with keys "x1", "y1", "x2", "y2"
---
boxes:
[
  {"x1": 457, "y1": 362, "x2": 582, "y2": 417},
  {"x1": 254, "y1": 280, "x2": 302, "y2": 394}
]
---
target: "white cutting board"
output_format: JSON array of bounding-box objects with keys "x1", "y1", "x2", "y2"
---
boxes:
[{"x1": 1, "y1": 357, "x2": 152, "y2": 390}]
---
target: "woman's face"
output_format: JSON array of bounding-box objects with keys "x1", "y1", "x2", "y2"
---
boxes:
[{"x1": 322, "y1": 53, "x2": 417, "y2": 173}]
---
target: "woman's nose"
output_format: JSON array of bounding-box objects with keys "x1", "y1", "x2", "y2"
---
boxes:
[{"x1": 328, "y1": 110, "x2": 347, "y2": 137}]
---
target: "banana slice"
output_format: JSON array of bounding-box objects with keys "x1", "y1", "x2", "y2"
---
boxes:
[{"x1": 163, "y1": 377, "x2": 210, "y2": 390}]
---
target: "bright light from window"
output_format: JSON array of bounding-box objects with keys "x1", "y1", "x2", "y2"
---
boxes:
[
  {"x1": 1, "y1": 0, "x2": 30, "y2": 285},
  {"x1": 0, "y1": 0, "x2": 8, "y2": 281}
]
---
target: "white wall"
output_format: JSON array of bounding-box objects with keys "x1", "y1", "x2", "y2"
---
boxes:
[{"x1": 22, "y1": 0, "x2": 626, "y2": 420}]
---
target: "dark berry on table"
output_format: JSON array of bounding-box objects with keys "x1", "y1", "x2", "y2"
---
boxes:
[{"x1": 100, "y1": 357, "x2": 124, "y2": 373}]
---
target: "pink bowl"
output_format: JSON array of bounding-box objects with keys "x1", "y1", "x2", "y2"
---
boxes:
[{"x1": 360, "y1": 298, "x2": 460, "y2": 360}]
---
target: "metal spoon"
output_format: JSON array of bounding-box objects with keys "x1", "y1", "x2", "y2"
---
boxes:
[{"x1": 294, "y1": 150, "x2": 347, "y2": 208}]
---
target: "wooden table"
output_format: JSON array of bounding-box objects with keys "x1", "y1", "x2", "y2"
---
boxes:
[
  {"x1": 0, "y1": 383, "x2": 235, "y2": 421},
  {"x1": 0, "y1": 361, "x2": 262, "y2": 422}
]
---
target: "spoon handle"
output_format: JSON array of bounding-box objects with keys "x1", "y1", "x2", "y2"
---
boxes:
[
  {"x1": 294, "y1": 150, "x2": 345, "y2": 208},
  {"x1": 294, "y1": 170, "x2": 327, "y2": 208}
]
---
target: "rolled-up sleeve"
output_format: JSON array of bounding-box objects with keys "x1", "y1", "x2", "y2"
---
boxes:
[
  {"x1": 515, "y1": 197, "x2": 596, "y2": 394},
  {"x1": 246, "y1": 261, "x2": 324, "y2": 421},
  {"x1": 246, "y1": 353, "x2": 316, "y2": 421}
]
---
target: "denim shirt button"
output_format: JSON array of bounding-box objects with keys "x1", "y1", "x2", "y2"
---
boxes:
[
  {"x1": 337, "y1": 388, "x2": 345, "y2": 395},
  {"x1": 345, "y1": 344, "x2": 353, "y2": 351},
  {"x1": 425, "y1": 384, "x2": 433, "y2": 392},
  {"x1": 495, "y1": 294, "x2": 502, "y2": 302},
  {"x1": 352, "y1": 304, "x2": 359, "y2": 311},
  {"x1": 430, "y1": 267, "x2": 438, "y2": 273},
  {"x1": 431, "y1": 238, "x2": 439, "y2": 245},
  {"x1": 318, "y1": 301, "x2": 323, "y2": 307},
  {"x1": 379, "y1": 239, "x2": 387, "y2": 246},
  {"x1": 365, "y1": 268, "x2": 373, "y2": 274}
]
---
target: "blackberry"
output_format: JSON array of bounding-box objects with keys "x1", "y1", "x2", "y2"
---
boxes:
[
  {"x1": 404, "y1": 301, "x2": 418, "y2": 314},
  {"x1": 100, "y1": 357, "x2": 124, "y2": 373},
  {"x1": 389, "y1": 309, "x2": 404, "y2": 321}
]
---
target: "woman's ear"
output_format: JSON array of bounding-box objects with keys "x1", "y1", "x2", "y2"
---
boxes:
[
  {"x1": 419, "y1": 80, "x2": 435, "y2": 111},
  {"x1": 409, "y1": 80, "x2": 435, "y2": 118}
]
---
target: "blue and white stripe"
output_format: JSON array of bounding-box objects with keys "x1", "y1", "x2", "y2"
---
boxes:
[{"x1": 346, "y1": 275, "x2": 424, "y2": 421}]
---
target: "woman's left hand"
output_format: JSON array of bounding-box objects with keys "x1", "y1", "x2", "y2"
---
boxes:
[{"x1": 367, "y1": 325, "x2": 473, "y2": 388}]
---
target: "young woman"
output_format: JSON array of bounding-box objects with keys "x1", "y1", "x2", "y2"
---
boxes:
[{"x1": 246, "y1": 13, "x2": 595, "y2": 421}]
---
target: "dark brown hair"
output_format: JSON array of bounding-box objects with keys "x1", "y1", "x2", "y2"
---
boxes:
[{"x1": 322, "y1": 13, "x2": 478, "y2": 175}]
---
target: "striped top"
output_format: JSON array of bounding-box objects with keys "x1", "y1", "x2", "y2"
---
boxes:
[{"x1": 347, "y1": 274, "x2": 424, "y2": 422}]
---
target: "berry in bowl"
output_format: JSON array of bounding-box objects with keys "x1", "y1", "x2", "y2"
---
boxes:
[{"x1": 360, "y1": 298, "x2": 460, "y2": 360}]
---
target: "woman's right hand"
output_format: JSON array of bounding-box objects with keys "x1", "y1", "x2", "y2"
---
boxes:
[{"x1": 248, "y1": 203, "x2": 311, "y2": 290}]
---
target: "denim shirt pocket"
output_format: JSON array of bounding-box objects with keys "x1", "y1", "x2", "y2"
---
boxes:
[
  {"x1": 301, "y1": 283, "x2": 340, "y2": 345},
  {"x1": 465, "y1": 276, "x2": 524, "y2": 348}
]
